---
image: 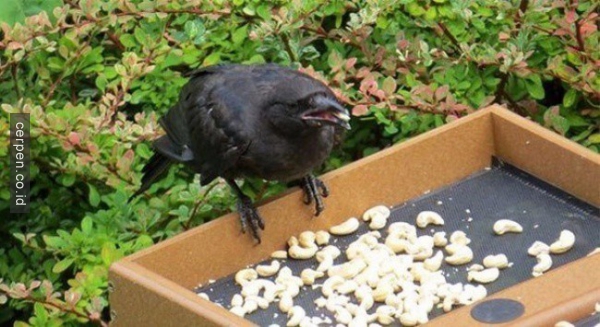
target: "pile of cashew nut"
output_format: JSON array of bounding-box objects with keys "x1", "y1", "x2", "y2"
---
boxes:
[
  {"x1": 204, "y1": 209, "x2": 578, "y2": 326},
  {"x1": 527, "y1": 229, "x2": 576, "y2": 277}
]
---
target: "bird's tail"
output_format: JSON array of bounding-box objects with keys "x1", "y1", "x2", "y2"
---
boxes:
[{"x1": 129, "y1": 152, "x2": 172, "y2": 202}]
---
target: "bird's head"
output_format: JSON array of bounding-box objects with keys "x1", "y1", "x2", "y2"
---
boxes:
[{"x1": 297, "y1": 93, "x2": 351, "y2": 130}]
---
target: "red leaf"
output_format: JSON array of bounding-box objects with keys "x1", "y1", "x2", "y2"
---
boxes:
[
  {"x1": 345, "y1": 58, "x2": 357, "y2": 70},
  {"x1": 498, "y1": 32, "x2": 510, "y2": 41},
  {"x1": 565, "y1": 10, "x2": 577, "y2": 24},
  {"x1": 580, "y1": 21, "x2": 597, "y2": 36},
  {"x1": 352, "y1": 105, "x2": 369, "y2": 116},
  {"x1": 68, "y1": 132, "x2": 80, "y2": 146}
]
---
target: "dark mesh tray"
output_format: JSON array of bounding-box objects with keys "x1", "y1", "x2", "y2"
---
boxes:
[{"x1": 196, "y1": 158, "x2": 600, "y2": 326}]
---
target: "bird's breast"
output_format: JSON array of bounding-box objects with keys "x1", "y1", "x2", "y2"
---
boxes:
[{"x1": 235, "y1": 127, "x2": 335, "y2": 182}]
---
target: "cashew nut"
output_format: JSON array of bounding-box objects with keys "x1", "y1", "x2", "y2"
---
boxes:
[
  {"x1": 328, "y1": 258, "x2": 367, "y2": 279},
  {"x1": 329, "y1": 217, "x2": 360, "y2": 235},
  {"x1": 334, "y1": 306, "x2": 353, "y2": 325},
  {"x1": 416, "y1": 211, "x2": 444, "y2": 228},
  {"x1": 314, "y1": 297, "x2": 327, "y2": 308},
  {"x1": 388, "y1": 222, "x2": 417, "y2": 240},
  {"x1": 288, "y1": 236, "x2": 299, "y2": 247},
  {"x1": 433, "y1": 231, "x2": 448, "y2": 247},
  {"x1": 317, "y1": 245, "x2": 341, "y2": 261},
  {"x1": 242, "y1": 279, "x2": 276, "y2": 298},
  {"x1": 337, "y1": 280, "x2": 359, "y2": 294},
  {"x1": 549, "y1": 230, "x2": 575, "y2": 254},
  {"x1": 229, "y1": 305, "x2": 246, "y2": 317},
  {"x1": 322, "y1": 275, "x2": 345, "y2": 297},
  {"x1": 289, "y1": 244, "x2": 318, "y2": 260},
  {"x1": 235, "y1": 268, "x2": 258, "y2": 285},
  {"x1": 242, "y1": 299, "x2": 258, "y2": 314},
  {"x1": 287, "y1": 306, "x2": 306, "y2": 327},
  {"x1": 588, "y1": 248, "x2": 600, "y2": 256},
  {"x1": 316, "y1": 254, "x2": 334, "y2": 272},
  {"x1": 532, "y1": 253, "x2": 552, "y2": 277},
  {"x1": 279, "y1": 292, "x2": 294, "y2": 313},
  {"x1": 399, "y1": 312, "x2": 418, "y2": 326},
  {"x1": 528, "y1": 241, "x2": 550, "y2": 256},
  {"x1": 363, "y1": 205, "x2": 391, "y2": 222},
  {"x1": 554, "y1": 321, "x2": 574, "y2": 327},
  {"x1": 483, "y1": 254, "x2": 509, "y2": 269},
  {"x1": 197, "y1": 292, "x2": 209, "y2": 300},
  {"x1": 256, "y1": 260, "x2": 281, "y2": 277},
  {"x1": 493, "y1": 219, "x2": 523, "y2": 235},
  {"x1": 246, "y1": 295, "x2": 269, "y2": 309},
  {"x1": 230, "y1": 294, "x2": 243, "y2": 307},
  {"x1": 298, "y1": 231, "x2": 316, "y2": 248},
  {"x1": 385, "y1": 234, "x2": 411, "y2": 254},
  {"x1": 363, "y1": 205, "x2": 391, "y2": 230},
  {"x1": 424, "y1": 250, "x2": 444, "y2": 271},
  {"x1": 315, "y1": 230, "x2": 330, "y2": 245},
  {"x1": 300, "y1": 268, "x2": 324, "y2": 285},
  {"x1": 467, "y1": 267, "x2": 500, "y2": 283},
  {"x1": 355, "y1": 285, "x2": 375, "y2": 310},
  {"x1": 449, "y1": 230, "x2": 471, "y2": 245},
  {"x1": 271, "y1": 250, "x2": 288, "y2": 259},
  {"x1": 445, "y1": 245, "x2": 473, "y2": 265}
]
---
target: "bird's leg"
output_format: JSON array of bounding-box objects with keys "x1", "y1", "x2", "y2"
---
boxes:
[
  {"x1": 226, "y1": 179, "x2": 265, "y2": 242},
  {"x1": 300, "y1": 174, "x2": 328, "y2": 216}
]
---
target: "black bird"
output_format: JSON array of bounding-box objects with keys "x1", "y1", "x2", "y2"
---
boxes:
[{"x1": 131, "y1": 64, "x2": 350, "y2": 241}]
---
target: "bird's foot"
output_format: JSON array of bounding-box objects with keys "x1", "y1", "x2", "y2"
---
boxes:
[
  {"x1": 301, "y1": 174, "x2": 329, "y2": 216},
  {"x1": 237, "y1": 197, "x2": 265, "y2": 243}
]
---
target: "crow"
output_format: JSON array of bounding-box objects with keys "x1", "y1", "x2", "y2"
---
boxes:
[{"x1": 131, "y1": 64, "x2": 350, "y2": 242}]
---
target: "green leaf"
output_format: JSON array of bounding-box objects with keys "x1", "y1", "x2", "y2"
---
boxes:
[
  {"x1": 33, "y1": 303, "x2": 48, "y2": 323},
  {"x1": 588, "y1": 134, "x2": 600, "y2": 144},
  {"x1": 61, "y1": 174, "x2": 76, "y2": 187},
  {"x1": 256, "y1": 4, "x2": 271, "y2": 20},
  {"x1": 406, "y1": 2, "x2": 426, "y2": 16},
  {"x1": 88, "y1": 183, "x2": 100, "y2": 207},
  {"x1": 232, "y1": 25, "x2": 248, "y2": 44},
  {"x1": 101, "y1": 243, "x2": 120, "y2": 265},
  {"x1": 43, "y1": 235, "x2": 66, "y2": 248},
  {"x1": 0, "y1": 0, "x2": 25, "y2": 26},
  {"x1": 134, "y1": 27, "x2": 147, "y2": 44},
  {"x1": 524, "y1": 75, "x2": 545, "y2": 100},
  {"x1": 202, "y1": 52, "x2": 221, "y2": 66},
  {"x1": 562, "y1": 88, "x2": 577, "y2": 108},
  {"x1": 425, "y1": 7, "x2": 437, "y2": 21},
  {"x1": 381, "y1": 76, "x2": 397, "y2": 95},
  {"x1": 81, "y1": 216, "x2": 93, "y2": 234},
  {"x1": 119, "y1": 34, "x2": 136, "y2": 48},
  {"x1": 52, "y1": 258, "x2": 74, "y2": 273}
]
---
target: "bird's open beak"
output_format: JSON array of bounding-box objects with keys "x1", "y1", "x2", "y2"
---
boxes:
[{"x1": 301, "y1": 96, "x2": 351, "y2": 130}]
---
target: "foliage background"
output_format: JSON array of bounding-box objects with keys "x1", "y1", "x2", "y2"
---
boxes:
[{"x1": 0, "y1": 0, "x2": 598, "y2": 325}]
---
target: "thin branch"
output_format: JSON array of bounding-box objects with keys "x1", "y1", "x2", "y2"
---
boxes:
[
  {"x1": 5, "y1": 293, "x2": 109, "y2": 327},
  {"x1": 279, "y1": 33, "x2": 298, "y2": 62},
  {"x1": 183, "y1": 182, "x2": 219, "y2": 230},
  {"x1": 11, "y1": 64, "x2": 21, "y2": 99},
  {"x1": 437, "y1": 23, "x2": 460, "y2": 50}
]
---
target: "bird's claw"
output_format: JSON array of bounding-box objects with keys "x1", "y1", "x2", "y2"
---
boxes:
[
  {"x1": 237, "y1": 197, "x2": 265, "y2": 243},
  {"x1": 301, "y1": 175, "x2": 328, "y2": 216}
]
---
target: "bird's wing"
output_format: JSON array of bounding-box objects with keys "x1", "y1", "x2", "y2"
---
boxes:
[
  {"x1": 185, "y1": 81, "x2": 253, "y2": 186},
  {"x1": 154, "y1": 100, "x2": 194, "y2": 162}
]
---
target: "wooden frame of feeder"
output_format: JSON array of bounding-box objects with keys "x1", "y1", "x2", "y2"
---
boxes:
[{"x1": 110, "y1": 105, "x2": 600, "y2": 327}]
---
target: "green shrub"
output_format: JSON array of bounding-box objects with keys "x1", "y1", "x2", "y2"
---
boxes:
[{"x1": 0, "y1": 0, "x2": 598, "y2": 325}]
